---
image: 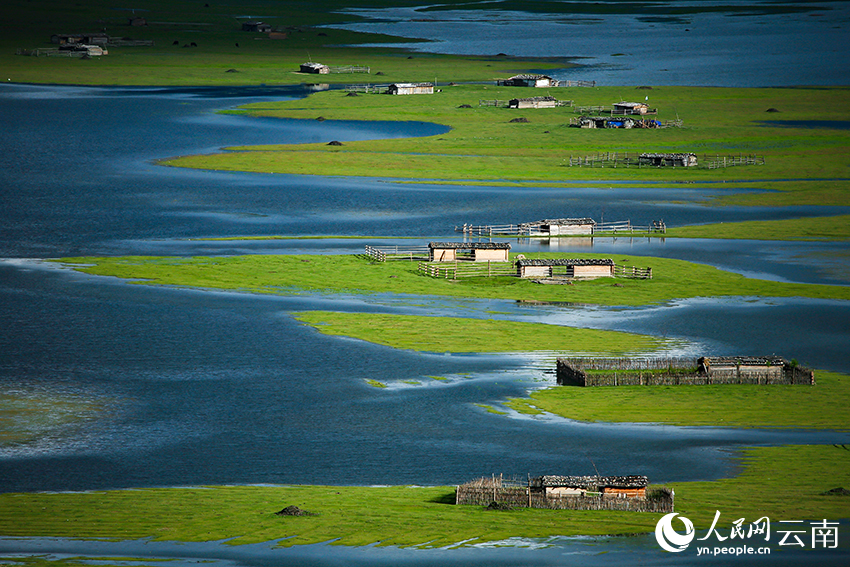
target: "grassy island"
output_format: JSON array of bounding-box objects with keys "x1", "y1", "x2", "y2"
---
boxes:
[{"x1": 3, "y1": 0, "x2": 850, "y2": 561}]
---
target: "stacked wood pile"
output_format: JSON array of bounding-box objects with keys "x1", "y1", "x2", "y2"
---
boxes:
[{"x1": 557, "y1": 357, "x2": 815, "y2": 386}]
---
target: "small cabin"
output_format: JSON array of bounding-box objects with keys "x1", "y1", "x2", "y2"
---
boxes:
[
  {"x1": 242, "y1": 21, "x2": 272, "y2": 32},
  {"x1": 128, "y1": 17, "x2": 147, "y2": 27},
  {"x1": 498, "y1": 74, "x2": 556, "y2": 88},
  {"x1": 51, "y1": 33, "x2": 108, "y2": 46},
  {"x1": 508, "y1": 96, "x2": 557, "y2": 109},
  {"x1": 429, "y1": 242, "x2": 511, "y2": 262},
  {"x1": 516, "y1": 258, "x2": 614, "y2": 279},
  {"x1": 639, "y1": 153, "x2": 698, "y2": 167},
  {"x1": 300, "y1": 62, "x2": 330, "y2": 74},
  {"x1": 520, "y1": 218, "x2": 596, "y2": 236},
  {"x1": 387, "y1": 82, "x2": 434, "y2": 95},
  {"x1": 613, "y1": 101, "x2": 651, "y2": 115},
  {"x1": 531, "y1": 475, "x2": 648, "y2": 499}
]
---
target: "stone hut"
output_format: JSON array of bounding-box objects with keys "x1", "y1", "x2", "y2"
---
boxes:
[
  {"x1": 387, "y1": 82, "x2": 434, "y2": 95},
  {"x1": 498, "y1": 74, "x2": 556, "y2": 88},
  {"x1": 613, "y1": 101, "x2": 651, "y2": 115},
  {"x1": 508, "y1": 96, "x2": 557, "y2": 109},
  {"x1": 516, "y1": 258, "x2": 614, "y2": 279},
  {"x1": 429, "y1": 242, "x2": 511, "y2": 262},
  {"x1": 519, "y1": 218, "x2": 596, "y2": 236},
  {"x1": 300, "y1": 62, "x2": 330, "y2": 74}
]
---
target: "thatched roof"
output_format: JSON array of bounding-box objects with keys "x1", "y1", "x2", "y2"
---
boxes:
[
  {"x1": 429, "y1": 242, "x2": 511, "y2": 250},
  {"x1": 517, "y1": 258, "x2": 614, "y2": 267},
  {"x1": 520, "y1": 218, "x2": 596, "y2": 227},
  {"x1": 532, "y1": 475, "x2": 648, "y2": 489}
]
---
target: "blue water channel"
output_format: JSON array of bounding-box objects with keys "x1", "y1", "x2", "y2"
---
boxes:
[{"x1": 0, "y1": 82, "x2": 848, "y2": 565}]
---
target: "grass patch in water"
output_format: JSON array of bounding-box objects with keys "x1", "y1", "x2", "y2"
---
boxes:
[
  {"x1": 58, "y1": 253, "x2": 850, "y2": 306},
  {"x1": 665, "y1": 214, "x2": 850, "y2": 241},
  {"x1": 507, "y1": 370, "x2": 850, "y2": 431},
  {"x1": 0, "y1": 445, "x2": 846, "y2": 547},
  {"x1": 293, "y1": 311, "x2": 664, "y2": 354}
]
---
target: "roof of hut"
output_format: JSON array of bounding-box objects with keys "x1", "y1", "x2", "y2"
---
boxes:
[
  {"x1": 300, "y1": 62, "x2": 327, "y2": 70},
  {"x1": 429, "y1": 242, "x2": 511, "y2": 250},
  {"x1": 516, "y1": 258, "x2": 614, "y2": 267},
  {"x1": 508, "y1": 74, "x2": 552, "y2": 80},
  {"x1": 521, "y1": 217, "x2": 596, "y2": 227},
  {"x1": 532, "y1": 475, "x2": 648, "y2": 489},
  {"x1": 510, "y1": 96, "x2": 556, "y2": 103}
]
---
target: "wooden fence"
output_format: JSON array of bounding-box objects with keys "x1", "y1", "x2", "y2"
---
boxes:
[
  {"x1": 329, "y1": 65, "x2": 370, "y2": 74},
  {"x1": 556, "y1": 80, "x2": 597, "y2": 87},
  {"x1": 566, "y1": 152, "x2": 764, "y2": 169},
  {"x1": 418, "y1": 261, "x2": 516, "y2": 279},
  {"x1": 345, "y1": 84, "x2": 389, "y2": 94},
  {"x1": 364, "y1": 245, "x2": 429, "y2": 262},
  {"x1": 456, "y1": 220, "x2": 665, "y2": 237},
  {"x1": 613, "y1": 265, "x2": 653, "y2": 279},
  {"x1": 557, "y1": 357, "x2": 815, "y2": 387},
  {"x1": 706, "y1": 154, "x2": 766, "y2": 169}
]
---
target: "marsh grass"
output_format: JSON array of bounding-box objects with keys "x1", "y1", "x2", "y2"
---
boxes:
[
  {"x1": 293, "y1": 311, "x2": 664, "y2": 354},
  {"x1": 506, "y1": 371, "x2": 850, "y2": 431},
  {"x1": 666, "y1": 214, "x2": 850, "y2": 241},
  {"x1": 162, "y1": 85, "x2": 850, "y2": 197},
  {"x1": 0, "y1": 445, "x2": 847, "y2": 547},
  {"x1": 59, "y1": 253, "x2": 850, "y2": 307}
]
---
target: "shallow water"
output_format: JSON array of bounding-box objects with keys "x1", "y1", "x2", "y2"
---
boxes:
[
  {"x1": 326, "y1": 1, "x2": 850, "y2": 87},
  {"x1": 0, "y1": 83, "x2": 848, "y2": 565}
]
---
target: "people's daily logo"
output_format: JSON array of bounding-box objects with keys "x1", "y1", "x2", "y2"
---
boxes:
[{"x1": 655, "y1": 512, "x2": 696, "y2": 552}]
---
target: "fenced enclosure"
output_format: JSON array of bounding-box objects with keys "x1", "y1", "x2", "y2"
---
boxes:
[
  {"x1": 455, "y1": 474, "x2": 674, "y2": 513},
  {"x1": 566, "y1": 152, "x2": 764, "y2": 169},
  {"x1": 364, "y1": 244, "x2": 429, "y2": 262},
  {"x1": 344, "y1": 84, "x2": 390, "y2": 94},
  {"x1": 328, "y1": 65, "x2": 370, "y2": 74},
  {"x1": 456, "y1": 219, "x2": 665, "y2": 237},
  {"x1": 557, "y1": 357, "x2": 815, "y2": 387},
  {"x1": 418, "y1": 260, "x2": 516, "y2": 279}
]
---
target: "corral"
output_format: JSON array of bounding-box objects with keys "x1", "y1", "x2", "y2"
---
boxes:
[
  {"x1": 455, "y1": 474, "x2": 673, "y2": 512},
  {"x1": 556, "y1": 356, "x2": 815, "y2": 386}
]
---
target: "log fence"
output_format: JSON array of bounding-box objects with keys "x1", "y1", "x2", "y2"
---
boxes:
[{"x1": 364, "y1": 244, "x2": 429, "y2": 262}]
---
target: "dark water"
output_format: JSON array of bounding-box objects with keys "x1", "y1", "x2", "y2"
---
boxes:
[
  {"x1": 327, "y1": 2, "x2": 850, "y2": 87},
  {"x1": 1, "y1": 84, "x2": 848, "y2": 564}
]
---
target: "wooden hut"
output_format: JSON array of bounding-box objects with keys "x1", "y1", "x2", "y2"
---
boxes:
[
  {"x1": 516, "y1": 258, "x2": 614, "y2": 279},
  {"x1": 639, "y1": 153, "x2": 698, "y2": 167},
  {"x1": 242, "y1": 21, "x2": 271, "y2": 32},
  {"x1": 429, "y1": 242, "x2": 511, "y2": 262},
  {"x1": 387, "y1": 82, "x2": 434, "y2": 95},
  {"x1": 613, "y1": 101, "x2": 651, "y2": 115},
  {"x1": 498, "y1": 74, "x2": 556, "y2": 88},
  {"x1": 508, "y1": 96, "x2": 557, "y2": 109},
  {"x1": 519, "y1": 218, "x2": 596, "y2": 236},
  {"x1": 300, "y1": 62, "x2": 330, "y2": 74}
]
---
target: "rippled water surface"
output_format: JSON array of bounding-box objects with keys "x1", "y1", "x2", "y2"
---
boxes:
[{"x1": 0, "y1": 79, "x2": 848, "y2": 565}]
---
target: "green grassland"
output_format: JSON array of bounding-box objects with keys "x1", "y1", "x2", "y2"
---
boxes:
[
  {"x1": 161, "y1": 85, "x2": 850, "y2": 201},
  {"x1": 292, "y1": 311, "x2": 665, "y2": 354},
  {"x1": 0, "y1": 0, "x2": 571, "y2": 87},
  {"x1": 0, "y1": 445, "x2": 847, "y2": 548},
  {"x1": 507, "y1": 370, "x2": 850, "y2": 431},
  {"x1": 59, "y1": 253, "x2": 850, "y2": 306}
]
